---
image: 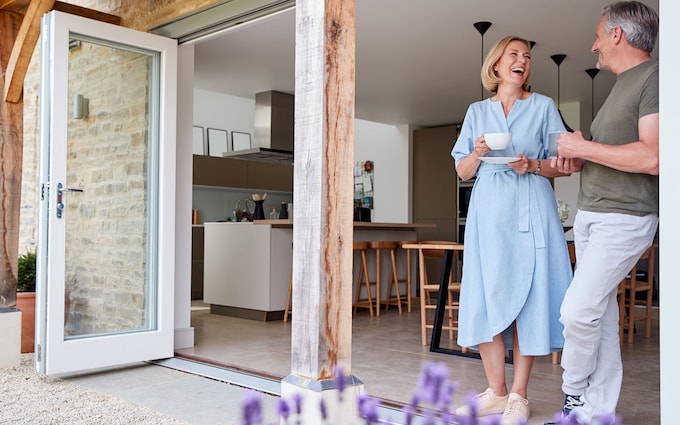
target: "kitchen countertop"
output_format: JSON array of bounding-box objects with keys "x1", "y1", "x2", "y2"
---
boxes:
[{"x1": 200, "y1": 220, "x2": 435, "y2": 230}]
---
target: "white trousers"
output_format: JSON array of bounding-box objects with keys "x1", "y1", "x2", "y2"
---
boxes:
[{"x1": 560, "y1": 210, "x2": 658, "y2": 423}]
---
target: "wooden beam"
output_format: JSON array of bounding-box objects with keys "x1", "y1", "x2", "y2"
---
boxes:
[
  {"x1": 290, "y1": 0, "x2": 356, "y2": 379},
  {"x1": 0, "y1": 0, "x2": 30, "y2": 13},
  {"x1": 283, "y1": 2, "x2": 359, "y2": 419},
  {"x1": 3, "y1": 0, "x2": 55, "y2": 103},
  {"x1": 3, "y1": 0, "x2": 121, "y2": 104},
  {"x1": 52, "y1": 1, "x2": 120, "y2": 25},
  {"x1": 0, "y1": 9, "x2": 24, "y2": 307}
]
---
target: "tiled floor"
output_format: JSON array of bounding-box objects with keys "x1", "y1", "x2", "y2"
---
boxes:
[{"x1": 168, "y1": 301, "x2": 660, "y2": 425}]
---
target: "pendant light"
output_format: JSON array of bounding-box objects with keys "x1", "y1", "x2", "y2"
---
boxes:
[
  {"x1": 473, "y1": 21, "x2": 492, "y2": 100},
  {"x1": 550, "y1": 54, "x2": 574, "y2": 132},
  {"x1": 585, "y1": 68, "x2": 600, "y2": 120}
]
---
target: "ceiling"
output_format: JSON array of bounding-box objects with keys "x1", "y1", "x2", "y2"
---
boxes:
[{"x1": 191, "y1": 0, "x2": 659, "y2": 128}]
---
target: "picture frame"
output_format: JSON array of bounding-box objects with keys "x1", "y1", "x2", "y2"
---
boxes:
[
  {"x1": 192, "y1": 126, "x2": 205, "y2": 155},
  {"x1": 231, "y1": 131, "x2": 251, "y2": 151},
  {"x1": 207, "y1": 128, "x2": 229, "y2": 157}
]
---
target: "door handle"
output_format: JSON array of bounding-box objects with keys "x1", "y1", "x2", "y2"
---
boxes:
[{"x1": 56, "y1": 182, "x2": 84, "y2": 219}]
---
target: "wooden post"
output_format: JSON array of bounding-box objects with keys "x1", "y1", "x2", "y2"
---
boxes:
[
  {"x1": 282, "y1": 0, "x2": 360, "y2": 422},
  {"x1": 0, "y1": 9, "x2": 24, "y2": 309}
]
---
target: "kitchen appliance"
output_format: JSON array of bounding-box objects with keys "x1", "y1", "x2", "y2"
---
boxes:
[
  {"x1": 354, "y1": 207, "x2": 371, "y2": 222},
  {"x1": 222, "y1": 90, "x2": 294, "y2": 164}
]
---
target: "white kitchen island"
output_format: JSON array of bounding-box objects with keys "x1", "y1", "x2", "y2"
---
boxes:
[
  {"x1": 203, "y1": 220, "x2": 434, "y2": 320},
  {"x1": 203, "y1": 222, "x2": 293, "y2": 320}
]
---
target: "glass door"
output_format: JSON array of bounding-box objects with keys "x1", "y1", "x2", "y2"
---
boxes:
[{"x1": 35, "y1": 11, "x2": 177, "y2": 375}]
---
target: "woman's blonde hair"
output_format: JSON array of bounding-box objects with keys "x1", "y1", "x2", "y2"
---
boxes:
[{"x1": 481, "y1": 35, "x2": 532, "y2": 94}]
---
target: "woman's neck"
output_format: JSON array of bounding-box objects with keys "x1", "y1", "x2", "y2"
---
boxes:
[{"x1": 492, "y1": 86, "x2": 528, "y2": 117}]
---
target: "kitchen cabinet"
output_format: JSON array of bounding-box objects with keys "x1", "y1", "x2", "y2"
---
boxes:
[
  {"x1": 192, "y1": 154, "x2": 292, "y2": 191},
  {"x1": 203, "y1": 222, "x2": 293, "y2": 321},
  {"x1": 413, "y1": 125, "x2": 460, "y2": 242},
  {"x1": 246, "y1": 161, "x2": 294, "y2": 192}
]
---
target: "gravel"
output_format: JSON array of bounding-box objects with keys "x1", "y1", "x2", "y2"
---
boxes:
[{"x1": 0, "y1": 354, "x2": 189, "y2": 425}]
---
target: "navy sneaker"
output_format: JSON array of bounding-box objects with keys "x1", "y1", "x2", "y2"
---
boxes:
[
  {"x1": 562, "y1": 394, "x2": 584, "y2": 417},
  {"x1": 543, "y1": 394, "x2": 583, "y2": 425}
]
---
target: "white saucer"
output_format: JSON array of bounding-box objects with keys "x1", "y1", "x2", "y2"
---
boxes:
[{"x1": 479, "y1": 156, "x2": 520, "y2": 165}]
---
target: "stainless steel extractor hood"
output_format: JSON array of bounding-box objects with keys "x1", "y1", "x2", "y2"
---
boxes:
[{"x1": 222, "y1": 90, "x2": 294, "y2": 164}]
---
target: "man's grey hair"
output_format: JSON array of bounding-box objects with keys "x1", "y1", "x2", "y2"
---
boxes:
[{"x1": 603, "y1": 1, "x2": 659, "y2": 52}]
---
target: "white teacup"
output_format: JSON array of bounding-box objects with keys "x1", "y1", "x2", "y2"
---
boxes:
[
  {"x1": 484, "y1": 132, "x2": 512, "y2": 150},
  {"x1": 548, "y1": 132, "x2": 563, "y2": 156}
]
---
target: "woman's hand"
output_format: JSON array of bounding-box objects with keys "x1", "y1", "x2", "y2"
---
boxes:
[
  {"x1": 473, "y1": 135, "x2": 491, "y2": 158},
  {"x1": 507, "y1": 153, "x2": 532, "y2": 174}
]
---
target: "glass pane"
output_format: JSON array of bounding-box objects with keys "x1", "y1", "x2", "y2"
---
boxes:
[{"x1": 64, "y1": 36, "x2": 159, "y2": 338}]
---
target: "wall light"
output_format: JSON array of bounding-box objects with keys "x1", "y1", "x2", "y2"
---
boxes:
[{"x1": 73, "y1": 94, "x2": 89, "y2": 119}]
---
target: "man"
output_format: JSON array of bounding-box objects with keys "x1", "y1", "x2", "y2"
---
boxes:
[{"x1": 545, "y1": 2, "x2": 659, "y2": 424}]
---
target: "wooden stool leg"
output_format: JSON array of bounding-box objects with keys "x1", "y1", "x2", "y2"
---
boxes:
[
  {"x1": 353, "y1": 248, "x2": 374, "y2": 316},
  {"x1": 284, "y1": 271, "x2": 293, "y2": 322},
  {"x1": 406, "y1": 246, "x2": 412, "y2": 312},
  {"x1": 389, "y1": 248, "x2": 402, "y2": 314},
  {"x1": 375, "y1": 247, "x2": 381, "y2": 316}
]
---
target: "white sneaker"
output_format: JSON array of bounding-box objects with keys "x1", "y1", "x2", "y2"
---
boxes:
[
  {"x1": 455, "y1": 387, "x2": 508, "y2": 417},
  {"x1": 501, "y1": 393, "x2": 530, "y2": 425}
]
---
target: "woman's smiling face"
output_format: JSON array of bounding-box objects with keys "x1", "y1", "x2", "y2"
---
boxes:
[{"x1": 494, "y1": 40, "x2": 532, "y2": 88}]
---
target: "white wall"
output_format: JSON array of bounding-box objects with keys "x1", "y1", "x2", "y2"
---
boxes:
[
  {"x1": 354, "y1": 120, "x2": 410, "y2": 223},
  {"x1": 659, "y1": 1, "x2": 679, "y2": 423},
  {"x1": 193, "y1": 89, "x2": 256, "y2": 153}
]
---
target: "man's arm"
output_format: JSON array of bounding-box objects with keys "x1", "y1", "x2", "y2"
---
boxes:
[{"x1": 554, "y1": 113, "x2": 659, "y2": 175}]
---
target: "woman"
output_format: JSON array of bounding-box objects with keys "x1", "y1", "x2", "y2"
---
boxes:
[{"x1": 451, "y1": 35, "x2": 572, "y2": 425}]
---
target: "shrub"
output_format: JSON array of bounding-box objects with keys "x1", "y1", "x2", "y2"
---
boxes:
[{"x1": 17, "y1": 251, "x2": 37, "y2": 292}]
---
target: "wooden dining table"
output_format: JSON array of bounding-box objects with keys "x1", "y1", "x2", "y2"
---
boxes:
[{"x1": 401, "y1": 241, "x2": 475, "y2": 357}]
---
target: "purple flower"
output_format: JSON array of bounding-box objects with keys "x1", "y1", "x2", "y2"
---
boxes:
[
  {"x1": 276, "y1": 399, "x2": 290, "y2": 421},
  {"x1": 333, "y1": 365, "x2": 346, "y2": 401},
  {"x1": 241, "y1": 390, "x2": 263, "y2": 425},
  {"x1": 402, "y1": 405, "x2": 415, "y2": 425},
  {"x1": 292, "y1": 393, "x2": 303, "y2": 415},
  {"x1": 357, "y1": 392, "x2": 379, "y2": 424},
  {"x1": 415, "y1": 362, "x2": 452, "y2": 407},
  {"x1": 319, "y1": 398, "x2": 327, "y2": 420}
]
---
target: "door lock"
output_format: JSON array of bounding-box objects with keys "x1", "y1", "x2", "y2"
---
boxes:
[{"x1": 56, "y1": 182, "x2": 84, "y2": 219}]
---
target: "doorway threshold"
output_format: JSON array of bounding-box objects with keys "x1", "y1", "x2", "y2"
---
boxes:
[{"x1": 153, "y1": 354, "x2": 432, "y2": 424}]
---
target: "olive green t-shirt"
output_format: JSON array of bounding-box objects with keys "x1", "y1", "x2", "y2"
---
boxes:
[{"x1": 579, "y1": 59, "x2": 659, "y2": 216}]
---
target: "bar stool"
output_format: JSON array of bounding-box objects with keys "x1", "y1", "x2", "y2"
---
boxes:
[
  {"x1": 418, "y1": 242, "x2": 461, "y2": 346},
  {"x1": 368, "y1": 241, "x2": 411, "y2": 315},
  {"x1": 353, "y1": 241, "x2": 376, "y2": 316},
  {"x1": 619, "y1": 243, "x2": 657, "y2": 344}
]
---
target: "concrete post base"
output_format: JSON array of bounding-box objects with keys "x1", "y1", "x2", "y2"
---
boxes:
[
  {"x1": 0, "y1": 308, "x2": 21, "y2": 368},
  {"x1": 282, "y1": 373, "x2": 364, "y2": 424}
]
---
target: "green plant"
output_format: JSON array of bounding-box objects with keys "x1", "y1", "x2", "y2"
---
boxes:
[{"x1": 17, "y1": 251, "x2": 36, "y2": 292}]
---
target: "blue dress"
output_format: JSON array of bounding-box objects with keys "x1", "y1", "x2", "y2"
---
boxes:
[{"x1": 451, "y1": 93, "x2": 572, "y2": 355}]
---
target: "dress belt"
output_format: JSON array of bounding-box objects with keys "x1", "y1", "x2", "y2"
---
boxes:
[{"x1": 478, "y1": 165, "x2": 546, "y2": 249}]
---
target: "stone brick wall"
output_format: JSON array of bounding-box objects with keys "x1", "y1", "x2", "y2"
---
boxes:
[
  {"x1": 19, "y1": 0, "x2": 219, "y2": 333},
  {"x1": 63, "y1": 40, "x2": 151, "y2": 335}
]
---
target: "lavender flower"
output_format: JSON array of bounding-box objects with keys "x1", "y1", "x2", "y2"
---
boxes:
[
  {"x1": 414, "y1": 361, "x2": 455, "y2": 409},
  {"x1": 319, "y1": 398, "x2": 327, "y2": 420},
  {"x1": 292, "y1": 392, "x2": 303, "y2": 415},
  {"x1": 357, "y1": 392, "x2": 379, "y2": 424},
  {"x1": 276, "y1": 399, "x2": 291, "y2": 422},
  {"x1": 239, "y1": 361, "x2": 623, "y2": 425},
  {"x1": 333, "y1": 365, "x2": 346, "y2": 401},
  {"x1": 241, "y1": 390, "x2": 263, "y2": 425}
]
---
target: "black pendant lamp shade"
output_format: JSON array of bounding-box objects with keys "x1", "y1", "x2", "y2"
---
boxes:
[
  {"x1": 585, "y1": 68, "x2": 600, "y2": 120},
  {"x1": 474, "y1": 21, "x2": 492, "y2": 100},
  {"x1": 551, "y1": 54, "x2": 573, "y2": 132}
]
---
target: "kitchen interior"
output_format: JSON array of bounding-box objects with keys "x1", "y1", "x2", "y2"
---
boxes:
[{"x1": 172, "y1": 1, "x2": 659, "y2": 422}]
